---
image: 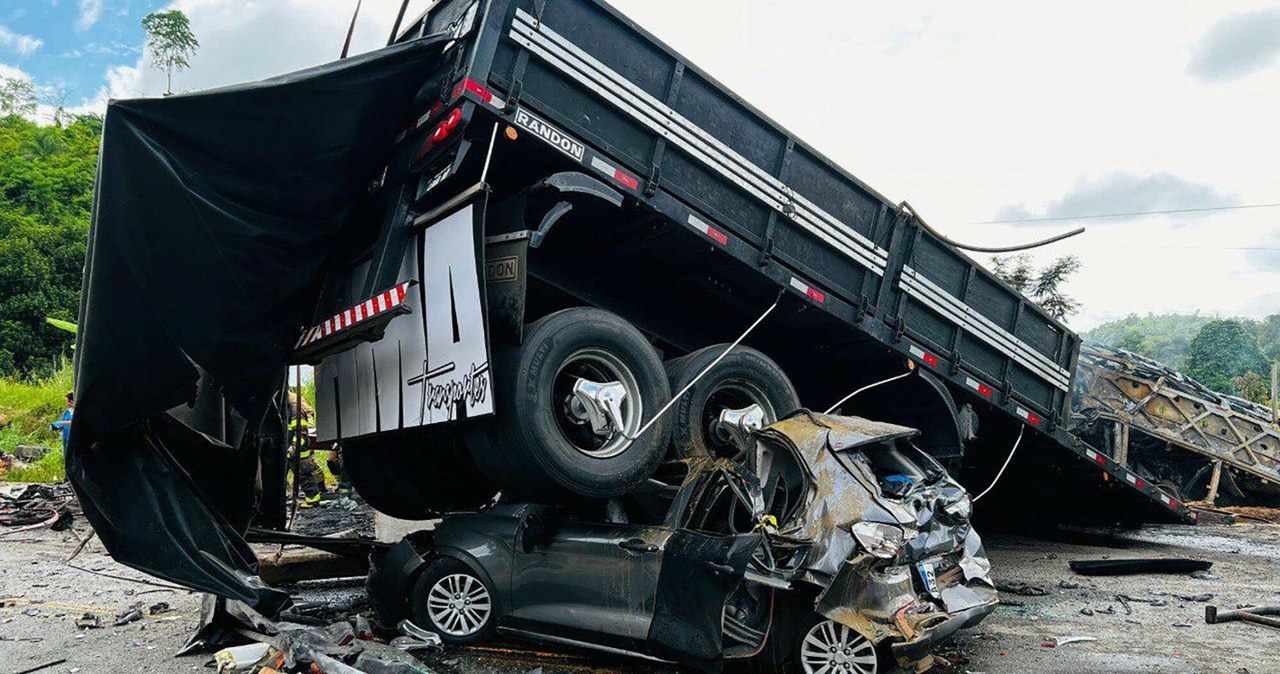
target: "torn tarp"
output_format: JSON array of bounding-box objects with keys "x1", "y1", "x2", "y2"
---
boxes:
[{"x1": 69, "y1": 35, "x2": 455, "y2": 612}]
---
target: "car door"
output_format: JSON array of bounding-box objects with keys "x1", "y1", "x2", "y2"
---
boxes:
[
  {"x1": 506, "y1": 512, "x2": 672, "y2": 652},
  {"x1": 643, "y1": 467, "x2": 765, "y2": 666}
]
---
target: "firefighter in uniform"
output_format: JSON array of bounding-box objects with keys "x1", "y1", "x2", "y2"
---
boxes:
[{"x1": 288, "y1": 392, "x2": 325, "y2": 508}]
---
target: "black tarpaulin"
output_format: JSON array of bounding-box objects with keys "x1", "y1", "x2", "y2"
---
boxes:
[{"x1": 69, "y1": 36, "x2": 454, "y2": 611}]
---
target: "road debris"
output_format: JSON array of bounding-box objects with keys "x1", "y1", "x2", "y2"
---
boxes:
[
  {"x1": 996, "y1": 581, "x2": 1049, "y2": 596},
  {"x1": 13, "y1": 659, "x2": 68, "y2": 674},
  {"x1": 1205, "y1": 604, "x2": 1280, "y2": 630},
  {"x1": 1042, "y1": 636, "x2": 1097, "y2": 647},
  {"x1": 0, "y1": 483, "x2": 76, "y2": 534},
  {"x1": 1069, "y1": 558, "x2": 1212, "y2": 576},
  {"x1": 112, "y1": 607, "x2": 143, "y2": 626}
]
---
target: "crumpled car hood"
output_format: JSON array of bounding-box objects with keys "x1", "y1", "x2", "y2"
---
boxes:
[{"x1": 752, "y1": 411, "x2": 997, "y2": 664}]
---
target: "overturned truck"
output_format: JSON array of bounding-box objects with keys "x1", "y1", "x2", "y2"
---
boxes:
[{"x1": 71, "y1": 0, "x2": 1194, "y2": 659}]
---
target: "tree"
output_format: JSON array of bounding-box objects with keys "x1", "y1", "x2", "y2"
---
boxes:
[
  {"x1": 0, "y1": 114, "x2": 101, "y2": 376},
  {"x1": 1184, "y1": 319, "x2": 1267, "y2": 394},
  {"x1": 1233, "y1": 370, "x2": 1270, "y2": 405},
  {"x1": 0, "y1": 77, "x2": 37, "y2": 118},
  {"x1": 141, "y1": 10, "x2": 200, "y2": 96},
  {"x1": 41, "y1": 83, "x2": 72, "y2": 127},
  {"x1": 991, "y1": 254, "x2": 1082, "y2": 320}
]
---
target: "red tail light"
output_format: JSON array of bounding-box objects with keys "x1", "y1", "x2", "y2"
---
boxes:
[{"x1": 417, "y1": 107, "x2": 466, "y2": 159}]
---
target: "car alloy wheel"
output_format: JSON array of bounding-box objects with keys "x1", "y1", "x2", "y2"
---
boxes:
[
  {"x1": 425, "y1": 572, "x2": 492, "y2": 637},
  {"x1": 799, "y1": 619, "x2": 877, "y2": 674}
]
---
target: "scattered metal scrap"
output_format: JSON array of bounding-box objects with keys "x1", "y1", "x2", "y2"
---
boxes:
[
  {"x1": 1205, "y1": 604, "x2": 1280, "y2": 630},
  {"x1": 0, "y1": 483, "x2": 76, "y2": 534},
  {"x1": 189, "y1": 597, "x2": 440, "y2": 674},
  {"x1": 1074, "y1": 346, "x2": 1280, "y2": 501},
  {"x1": 1069, "y1": 558, "x2": 1212, "y2": 576}
]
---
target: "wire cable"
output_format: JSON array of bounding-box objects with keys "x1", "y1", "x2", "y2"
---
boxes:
[
  {"x1": 623, "y1": 292, "x2": 782, "y2": 440},
  {"x1": 823, "y1": 368, "x2": 915, "y2": 414},
  {"x1": 971, "y1": 425, "x2": 1026, "y2": 503},
  {"x1": 901, "y1": 201, "x2": 1085, "y2": 253}
]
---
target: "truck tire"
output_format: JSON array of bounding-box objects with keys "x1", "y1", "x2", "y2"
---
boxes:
[
  {"x1": 665, "y1": 345, "x2": 800, "y2": 459},
  {"x1": 465, "y1": 308, "x2": 672, "y2": 501}
]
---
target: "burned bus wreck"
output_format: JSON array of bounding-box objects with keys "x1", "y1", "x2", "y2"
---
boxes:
[{"x1": 367, "y1": 412, "x2": 997, "y2": 674}]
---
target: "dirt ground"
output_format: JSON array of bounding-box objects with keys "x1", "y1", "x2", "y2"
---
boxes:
[{"x1": 3, "y1": 511, "x2": 1278, "y2": 674}]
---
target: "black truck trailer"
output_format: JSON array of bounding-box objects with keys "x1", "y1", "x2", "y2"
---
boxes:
[{"x1": 290, "y1": 0, "x2": 1194, "y2": 525}]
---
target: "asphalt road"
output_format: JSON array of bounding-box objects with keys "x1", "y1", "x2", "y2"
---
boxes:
[{"x1": 2, "y1": 515, "x2": 1277, "y2": 674}]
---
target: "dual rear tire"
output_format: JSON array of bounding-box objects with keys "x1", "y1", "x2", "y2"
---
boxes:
[{"x1": 467, "y1": 307, "x2": 799, "y2": 501}]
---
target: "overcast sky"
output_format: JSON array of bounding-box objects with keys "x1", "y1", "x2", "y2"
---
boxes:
[{"x1": 3, "y1": 0, "x2": 1279, "y2": 331}]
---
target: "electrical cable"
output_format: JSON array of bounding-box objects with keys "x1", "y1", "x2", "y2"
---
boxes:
[
  {"x1": 901, "y1": 201, "x2": 1085, "y2": 253},
  {"x1": 971, "y1": 425, "x2": 1025, "y2": 503},
  {"x1": 975, "y1": 202, "x2": 1280, "y2": 225}
]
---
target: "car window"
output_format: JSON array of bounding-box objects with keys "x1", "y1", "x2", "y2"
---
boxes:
[
  {"x1": 841, "y1": 440, "x2": 931, "y2": 498},
  {"x1": 680, "y1": 476, "x2": 756, "y2": 535}
]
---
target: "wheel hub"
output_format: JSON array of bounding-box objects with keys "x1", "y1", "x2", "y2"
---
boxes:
[
  {"x1": 569, "y1": 378, "x2": 629, "y2": 437},
  {"x1": 426, "y1": 573, "x2": 491, "y2": 637},
  {"x1": 800, "y1": 619, "x2": 877, "y2": 674}
]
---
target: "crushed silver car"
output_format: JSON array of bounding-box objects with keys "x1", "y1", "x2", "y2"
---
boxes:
[{"x1": 368, "y1": 411, "x2": 997, "y2": 673}]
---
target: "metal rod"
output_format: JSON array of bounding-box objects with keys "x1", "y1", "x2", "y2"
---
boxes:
[
  {"x1": 1271, "y1": 362, "x2": 1278, "y2": 426},
  {"x1": 1206, "y1": 460, "x2": 1223, "y2": 505}
]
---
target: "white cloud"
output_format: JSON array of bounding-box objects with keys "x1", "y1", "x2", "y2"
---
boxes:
[
  {"x1": 0, "y1": 24, "x2": 43, "y2": 55},
  {"x1": 0, "y1": 63, "x2": 32, "y2": 82},
  {"x1": 77, "y1": 0, "x2": 104, "y2": 32},
  {"x1": 994, "y1": 173, "x2": 1240, "y2": 226},
  {"x1": 1187, "y1": 7, "x2": 1280, "y2": 83}
]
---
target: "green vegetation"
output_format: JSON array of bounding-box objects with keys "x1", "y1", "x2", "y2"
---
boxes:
[
  {"x1": 0, "y1": 112, "x2": 100, "y2": 378},
  {"x1": 1184, "y1": 319, "x2": 1267, "y2": 395},
  {"x1": 142, "y1": 10, "x2": 200, "y2": 96},
  {"x1": 1087, "y1": 313, "x2": 1278, "y2": 404},
  {"x1": 991, "y1": 254, "x2": 1081, "y2": 320},
  {"x1": 0, "y1": 366, "x2": 71, "y2": 482},
  {"x1": 1084, "y1": 313, "x2": 1218, "y2": 367}
]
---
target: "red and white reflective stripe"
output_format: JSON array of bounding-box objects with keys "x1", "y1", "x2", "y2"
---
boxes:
[
  {"x1": 964, "y1": 376, "x2": 993, "y2": 398},
  {"x1": 908, "y1": 345, "x2": 940, "y2": 368},
  {"x1": 1085, "y1": 447, "x2": 1107, "y2": 467},
  {"x1": 590, "y1": 156, "x2": 639, "y2": 191},
  {"x1": 1015, "y1": 406, "x2": 1041, "y2": 426},
  {"x1": 453, "y1": 78, "x2": 493, "y2": 104},
  {"x1": 296, "y1": 282, "x2": 410, "y2": 349},
  {"x1": 1124, "y1": 472, "x2": 1147, "y2": 489},
  {"x1": 688, "y1": 214, "x2": 728, "y2": 246},
  {"x1": 789, "y1": 277, "x2": 825, "y2": 303}
]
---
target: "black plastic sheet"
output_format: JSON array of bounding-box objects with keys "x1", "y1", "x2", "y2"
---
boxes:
[{"x1": 69, "y1": 36, "x2": 453, "y2": 611}]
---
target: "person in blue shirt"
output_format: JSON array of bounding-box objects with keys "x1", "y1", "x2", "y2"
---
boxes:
[{"x1": 50, "y1": 392, "x2": 74, "y2": 452}]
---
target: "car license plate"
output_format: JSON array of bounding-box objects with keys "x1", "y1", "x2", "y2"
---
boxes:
[{"x1": 917, "y1": 561, "x2": 939, "y2": 595}]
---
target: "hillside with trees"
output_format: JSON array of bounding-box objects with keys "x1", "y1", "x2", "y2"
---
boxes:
[{"x1": 0, "y1": 112, "x2": 100, "y2": 377}]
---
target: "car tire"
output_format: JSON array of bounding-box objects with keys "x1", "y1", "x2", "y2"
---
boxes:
[
  {"x1": 465, "y1": 307, "x2": 672, "y2": 501},
  {"x1": 410, "y1": 557, "x2": 496, "y2": 646},
  {"x1": 791, "y1": 613, "x2": 885, "y2": 674},
  {"x1": 665, "y1": 345, "x2": 800, "y2": 459}
]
